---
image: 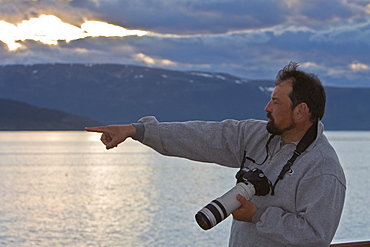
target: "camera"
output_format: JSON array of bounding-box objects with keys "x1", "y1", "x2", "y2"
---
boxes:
[{"x1": 195, "y1": 168, "x2": 271, "y2": 230}]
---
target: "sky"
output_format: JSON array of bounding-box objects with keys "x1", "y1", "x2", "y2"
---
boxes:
[{"x1": 0, "y1": 0, "x2": 370, "y2": 87}]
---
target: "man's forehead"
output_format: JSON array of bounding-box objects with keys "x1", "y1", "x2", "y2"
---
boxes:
[{"x1": 272, "y1": 82, "x2": 293, "y2": 98}]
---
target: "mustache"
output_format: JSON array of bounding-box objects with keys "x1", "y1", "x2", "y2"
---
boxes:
[{"x1": 267, "y1": 113, "x2": 273, "y2": 120}]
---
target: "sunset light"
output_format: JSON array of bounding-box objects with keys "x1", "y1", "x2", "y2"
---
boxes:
[
  {"x1": 0, "y1": 15, "x2": 148, "y2": 51},
  {"x1": 81, "y1": 21, "x2": 147, "y2": 38}
]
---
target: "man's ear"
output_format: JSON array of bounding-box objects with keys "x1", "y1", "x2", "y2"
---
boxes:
[{"x1": 294, "y1": 102, "x2": 310, "y2": 119}]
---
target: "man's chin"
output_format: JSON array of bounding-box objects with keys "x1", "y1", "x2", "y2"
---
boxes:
[
  {"x1": 267, "y1": 120, "x2": 296, "y2": 136},
  {"x1": 266, "y1": 121, "x2": 283, "y2": 135}
]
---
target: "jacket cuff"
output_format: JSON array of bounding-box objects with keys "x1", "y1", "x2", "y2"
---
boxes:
[
  {"x1": 252, "y1": 207, "x2": 264, "y2": 223},
  {"x1": 132, "y1": 123, "x2": 145, "y2": 142}
]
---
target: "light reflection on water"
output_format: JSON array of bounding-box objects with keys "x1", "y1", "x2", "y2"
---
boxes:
[
  {"x1": 0, "y1": 149, "x2": 156, "y2": 245},
  {"x1": 0, "y1": 131, "x2": 368, "y2": 246},
  {"x1": 0, "y1": 132, "x2": 235, "y2": 246}
]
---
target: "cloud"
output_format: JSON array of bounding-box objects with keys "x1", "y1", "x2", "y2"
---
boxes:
[
  {"x1": 65, "y1": 0, "x2": 370, "y2": 35},
  {"x1": 133, "y1": 53, "x2": 178, "y2": 66},
  {"x1": 81, "y1": 21, "x2": 146, "y2": 37},
  {"x1": 0, "y1": 15, "x2": 147, "y2": 51},
  {"x1": 1, "y1": 0, "x2": 370, "y2": 87},
  {"x1": 310, "y1": 18, "x2": 370, "y2": 43},
  {"x1": 0, "y1": 0, "x2": 91, "y2": 25},
  {"x1": 68, "y1": 0, "x2": 286, "y2": 34},
  {"x1": 350, "y1": 62, "x2": 369, "y2": 72},
  {"x1": 17, "y1": 15, "x2": 86, "y2": 45}
]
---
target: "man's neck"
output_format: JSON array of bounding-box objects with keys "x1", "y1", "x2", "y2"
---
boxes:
[{"x1": 281, "y1": 121, "x2": 315, "y2": 145}]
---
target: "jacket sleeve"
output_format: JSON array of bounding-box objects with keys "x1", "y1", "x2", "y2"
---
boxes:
[
  {"x1": 253, "y1": 173, "x2": 346, "y2": 246},
  {"x1": 135, "y1": 116, "x2": 251, "y2": 168}
]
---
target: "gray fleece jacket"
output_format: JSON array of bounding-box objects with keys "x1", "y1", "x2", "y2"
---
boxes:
[{"x1": 133, "y1": 116, "x2": 346, "y2": 247}]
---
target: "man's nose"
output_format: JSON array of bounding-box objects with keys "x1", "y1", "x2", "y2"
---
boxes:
[{"x1": 264, "y1": 100, "x2": 272, "y2": 112}]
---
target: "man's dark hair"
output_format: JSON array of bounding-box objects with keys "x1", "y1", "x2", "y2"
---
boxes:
[{"x1": 275, "y1": 61, "x2": 326, "y2": 121}]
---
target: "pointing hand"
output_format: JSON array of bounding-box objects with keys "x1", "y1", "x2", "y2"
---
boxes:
[{"x1": 85, "y1": 124, "x2": 136, "y2": 150}]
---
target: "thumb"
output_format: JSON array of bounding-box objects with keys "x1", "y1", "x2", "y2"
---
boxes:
[{"x1": 236, "y1": 194, "x2": 249, "y2": 206}]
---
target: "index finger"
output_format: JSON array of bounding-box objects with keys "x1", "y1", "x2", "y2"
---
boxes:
[{"x1": 85, "y1": 126, "x2": 108, "y2": 133}]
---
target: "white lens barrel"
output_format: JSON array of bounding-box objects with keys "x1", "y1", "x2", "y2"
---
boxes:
[
  {"x1": 216, "y1": 182, "x2": 255, "y2": 215},
  {"x1": 195, "y1": 182, "x2": 255, "y2": 230}
]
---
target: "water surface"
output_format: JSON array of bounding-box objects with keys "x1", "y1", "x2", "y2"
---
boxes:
[{"x1": 0, "y1": 131, "x2": 368, "y2": 246}]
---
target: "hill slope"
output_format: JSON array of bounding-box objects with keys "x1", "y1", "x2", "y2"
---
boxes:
[{"x1": 0, "y1": 99, "x2": 102, "y2": 131}]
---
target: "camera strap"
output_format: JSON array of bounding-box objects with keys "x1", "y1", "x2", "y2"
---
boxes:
[{"x1": 270, "y1": 121, "x2": 318, "y2": 195}]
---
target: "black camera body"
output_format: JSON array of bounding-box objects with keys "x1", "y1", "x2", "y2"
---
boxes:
[{"x1": 235, "y1": 168, "x2": 271, "y2": 196}]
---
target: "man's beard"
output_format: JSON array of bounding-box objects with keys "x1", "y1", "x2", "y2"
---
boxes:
[{"x1": 266, "y1": 113, "x2": 295, "y2": 135}]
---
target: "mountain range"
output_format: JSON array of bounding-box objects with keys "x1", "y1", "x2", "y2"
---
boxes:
[{"x1": 0, "y1": 63, "x2": 368, "y2": 130}]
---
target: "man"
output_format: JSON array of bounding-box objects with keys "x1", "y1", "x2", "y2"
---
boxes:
[{"x1": 86, "y1": 62, "x2": 346, "y2": 247}]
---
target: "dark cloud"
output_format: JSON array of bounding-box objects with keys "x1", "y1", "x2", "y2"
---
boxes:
[
  {"x1": 0, "y1": 1, "x2": 92, "y2": 24},
  {"x1": 68, "y1": 0, "x2": 287, "y2": 33}
]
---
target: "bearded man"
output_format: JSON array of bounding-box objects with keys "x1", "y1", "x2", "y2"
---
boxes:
[{"x1": 86, "y1": 62, "x2": 346, "y2": 247}]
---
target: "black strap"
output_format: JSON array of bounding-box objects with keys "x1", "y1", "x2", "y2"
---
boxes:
[
  {"x1": 245, "y1": 134, "x2": 275, "y2": 166},
  {"x1": 271, "y1": 121, "x2": 318, "y2": 195},
  {"x1": 239, "y1": 151, "x2": 247, "y2": 170}
]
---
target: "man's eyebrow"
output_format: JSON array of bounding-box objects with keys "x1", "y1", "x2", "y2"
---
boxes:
[{"x1": 271, "y1": 96, "x2": 280, "y2": 101}]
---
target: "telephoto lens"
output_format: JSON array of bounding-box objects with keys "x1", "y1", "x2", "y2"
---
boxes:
[
  {"x1": 195, "y1": 182, "x2": 255, "y2": 230},
  {"x1": 195, "y1": 168, "x2": 271, "y2": 230}
]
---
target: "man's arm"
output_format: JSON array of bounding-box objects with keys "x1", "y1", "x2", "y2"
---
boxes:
[{"x1": 136, "y1": 116, "x2": 255, "y2": 168}]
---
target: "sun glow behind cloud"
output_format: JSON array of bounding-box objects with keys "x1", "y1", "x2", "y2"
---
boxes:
[
  {"x1": 134, "y1": 53, "x2": 178, "y2": 66},
  {"x1": 0, "y1": 15, "x2": 147, "y2": 51}
]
